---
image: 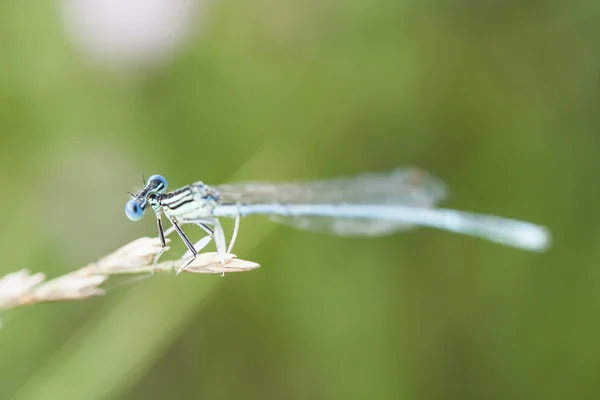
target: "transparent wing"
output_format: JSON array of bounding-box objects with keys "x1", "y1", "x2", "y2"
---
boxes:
[
  {"x1": 216, "y1": 168, "x2": 447, "y2": 206},
  {"x1": 214, "y1": 168, "x2": 448, "y2": 236}
]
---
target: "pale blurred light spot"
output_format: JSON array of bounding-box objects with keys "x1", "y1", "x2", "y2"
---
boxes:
[{"x1": 59, "y1": 0, "x2": 202, "y2": 68}]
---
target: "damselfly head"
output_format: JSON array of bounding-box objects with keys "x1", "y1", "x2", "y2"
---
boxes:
[{"x1": 125, "y1": 175, "x2": 168, "y2": 221}]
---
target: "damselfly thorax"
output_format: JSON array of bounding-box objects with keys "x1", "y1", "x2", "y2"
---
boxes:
[{"x1": 149, "y1": 182, "x2": 222, "y2": 220}]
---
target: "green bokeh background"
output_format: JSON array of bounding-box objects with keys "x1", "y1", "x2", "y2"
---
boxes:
[{"x1": 1, "y1": 2, "x2": 599, "y2": 399}]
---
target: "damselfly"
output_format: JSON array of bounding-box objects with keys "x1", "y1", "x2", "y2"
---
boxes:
[{"x1": 125, "y1": 169, "x2": 550, "y2": 274}]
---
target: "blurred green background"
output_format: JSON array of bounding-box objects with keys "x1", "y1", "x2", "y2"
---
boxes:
[{"x1": 1, "y1": 1, "x2": 599, "y2": 399}]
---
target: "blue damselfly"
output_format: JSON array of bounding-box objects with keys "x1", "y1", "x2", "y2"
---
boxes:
[{"x1": 125, "y1": 169, "x2": 550, "y2": 274}]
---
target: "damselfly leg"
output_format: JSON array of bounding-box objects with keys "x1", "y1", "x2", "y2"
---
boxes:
[
  {"x1": 159, "y1": 216, "x2": 241, "y2": 275},
  {"x1": 152, "y1": 214, "x2": 168, "y2": 266}
]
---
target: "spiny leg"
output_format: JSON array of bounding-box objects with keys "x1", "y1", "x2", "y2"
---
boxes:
[
  {"x1": 178, "y1": 218, "x2": 235, "y2": 275},
  {"x1": 175, "y1": 219, "x2": 221, "y2": 275},
  {"x1": 203, "y1": 218, "x2": 229, "y2": 277},
  {"x1": 181, "y1": 222, "x2": 214, "y2": 259},
  {"x1": 163, "y1": 220, "x2": 213, "y2": 260},
  {"x1": 177, "y1": 219, "x2": 227, "y2": 259},
  {"x1": 202, "y1": 218, "x2": 233, "y2": 277},
  {"x1": 227, "y1": 213, "x2": 240, "y2": 255},
  {"x1": 212, "y1": 218, "x2": 228, "y2": 263},
  {"x1": 169, "y1": 218, "x2": 198, "y2": 275},
  {"x1": 163, "y1": 217, "x2": 239, "y2": 275},
  {"x1": 157, "y1": 219, "x2": 214, "y2": 274},
  {"x1": 152, "y1": 215, "x2": 169, "y2": 266}
]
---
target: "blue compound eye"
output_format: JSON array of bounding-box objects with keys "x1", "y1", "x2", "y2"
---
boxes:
[
  {"x1": 125, "y1": 199, "x2": 145, "y2": 221},
  {"x1": 147, "y1": 174, "x2": 168, "y2": 193}
]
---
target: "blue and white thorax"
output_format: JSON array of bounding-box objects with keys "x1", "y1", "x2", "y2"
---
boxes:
[{"x1": 150, "y1": 182, "x2": 222, "y2": 220}]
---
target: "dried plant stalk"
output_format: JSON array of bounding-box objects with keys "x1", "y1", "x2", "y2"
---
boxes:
[{"x1": 0, "y1": 237, "x2": 259, "y2": 311}]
